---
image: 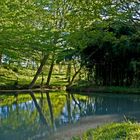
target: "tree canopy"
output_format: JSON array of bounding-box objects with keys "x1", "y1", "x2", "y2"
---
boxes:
[{"x1": 0, "y1": 0, "x2": 140, "y2": 87}]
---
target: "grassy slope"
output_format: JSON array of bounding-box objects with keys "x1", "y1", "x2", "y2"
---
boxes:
[
  {"x1": 1, "y1": 65, "x2": 140, "y2": 93},
  {"x1": 67, "y1": 80, "x2": 140, "y2": 94},
  {"x1": 0, "y1": 65, "x2": 68, "y2": 89},
  {"x1": 72, "y1": 122, "x2": 140, "y2": 140}
]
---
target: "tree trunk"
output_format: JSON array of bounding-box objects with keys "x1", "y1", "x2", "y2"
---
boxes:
[
  {"x1": 46, "y1": 58, "x2": 55, "y2": 86},
  {"x1": 66, "y1": 93, "x2": 71, "y2": 123},
  {"x1": 28, "y1": 55, "x2": 48, "y2": 89},
  {"x1": 67, "y1": 65, "x2": 82, "y2": 87},
  {"x1": 66, "y1": 61, "x2": 71, "y2": 83},
  {"x1": 66, "y1": 47, "x2": 100, "y2": 87},
  {"x1": 0, "y1": 52, "x2": 2, "y2": 65},
  {"x1": 46, "y1": 92, "x2": 55, "y2": 130},
  {"x1": 30, "y1": 91, "x2": 49, "y2": 127},
  {"x1": 40, "y1": 72, "x2": 44, "y2": 88}
]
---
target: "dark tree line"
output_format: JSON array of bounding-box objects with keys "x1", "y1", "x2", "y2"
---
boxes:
[{"x1": 82, "y1": 21, "x2": 140, "y2": 86}]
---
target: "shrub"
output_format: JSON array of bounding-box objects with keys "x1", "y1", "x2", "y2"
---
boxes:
[{"x1": 72, "y1": 122, "x2": 140, "y2": 140}]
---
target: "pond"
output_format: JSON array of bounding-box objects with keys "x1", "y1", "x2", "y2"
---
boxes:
[{"x1": 0, "y1": 91, "x2": 140, "y2": 140}]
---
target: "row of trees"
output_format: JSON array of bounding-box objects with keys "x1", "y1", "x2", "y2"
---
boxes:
[
  {"x1": 65, "y1": 0, "x2": 140, "y2": 86},
  {"x1": 0, "y1": 0, "x2": 140, "y2": 87},
  {"x1": 81, "y1": 21, "x2": 140, "y2": 86}
]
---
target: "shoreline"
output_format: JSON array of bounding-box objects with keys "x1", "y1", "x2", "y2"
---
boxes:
[
  {"x1": 66, "y1": 86, "x2": 140, "y2": 94},
  {"x1": 0, "y1": 85, "x2": 140, "y2": 95},
  {"x1": 47, "y1": 114, "x2": 124, "y2": 140}
]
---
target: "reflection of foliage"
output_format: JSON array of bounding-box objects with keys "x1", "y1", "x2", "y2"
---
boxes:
[
  {"x1": 0, "y1": 92, "x2": 67, "y2": 139},
  {"x1": 0, "y1": 94, "x2": 42, "y2": 106},
  {"x1": 0, "y1": 101, "x2": 45, "y2": 140},
  {"x1": 70, "y1": 94, "x2": 96, "y2": 118},
  {"x1": 1, "y1": 92, "x2": 140, "y2": 140},
  {"x1": 50, "y1": 93, "x2": 66, "y2": 118},
  {"x1": 40, "y1": 92, "x2": 67, "y2": 126},
  {"x1": 66, "y1": 93, "x2": 140, "y2": 122}
]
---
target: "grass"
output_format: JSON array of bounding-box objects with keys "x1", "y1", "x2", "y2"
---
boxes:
[
  {"x1": 1, "y1": 64, "x2": 140, "y2": 93},
  {"x1": 0, "y1": 65, "x2": 68, "y2": 89},
  {"x1": 0, "y1": 66, "x2": 36, "y2": 89},
  {"x1": 72, "y1": 122, "x2": 140, "y2": 140},
  {"x1": 67, "y1": 80, "x2": 140, "y2": 94}
]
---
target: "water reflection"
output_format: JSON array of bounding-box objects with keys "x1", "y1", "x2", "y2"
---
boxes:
[{"x1": 0, "y1": 92, "x2": 140, "y2": 139}]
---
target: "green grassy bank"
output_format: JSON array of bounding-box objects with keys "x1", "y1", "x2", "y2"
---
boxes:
[
  {"x1": 0, "y1": 65, "x2": 68, "y2": 90},
  {"x1": 72, "y1": 122, "x2": 140, "y2": 140},
  {"x1": 67, "y1": 80, "x2": 140, "y2": 94},
  {"x1": 1, "y1": 65, "x2": 140, "y2": 94}
]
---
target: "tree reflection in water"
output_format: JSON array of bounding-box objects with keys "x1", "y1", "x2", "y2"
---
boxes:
[
  {"x1": 46, "y1": 91, "x2": 56, "y2": 131},
  {"x1": 0, "y1": 92, "x2": 140, "y2": 140},
  {"x1": 30, "y1": 91, "x2": 49, "y2": 128}
]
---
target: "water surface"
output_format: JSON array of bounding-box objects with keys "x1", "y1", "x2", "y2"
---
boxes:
[{"x1": 0, "y1": 91, "x2": 140, "y2": 140}]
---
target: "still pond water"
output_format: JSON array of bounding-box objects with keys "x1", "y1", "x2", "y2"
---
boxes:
[{"x1": 0, "y1": 91, "x2": 140, "y2": 140}]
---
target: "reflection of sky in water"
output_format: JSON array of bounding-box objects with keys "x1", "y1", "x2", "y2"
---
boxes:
[
  {"x1": 0, "y1": 93, "x2": 140, "y2": 140},
  {"x1": 0, "y1": 100, "x2": 35, "y2": 119},
  {"x1": 60, "y1": 100, "x2": 81, "y2": 124}
]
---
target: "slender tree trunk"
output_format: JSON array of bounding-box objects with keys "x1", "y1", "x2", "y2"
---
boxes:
[
  {"x1": 58, "y1": 62, "x2": 62, "y2": 74},
  {"x1": 71, "y1": 94, "x2": 81, "y2": 111},
  {"x1": 0, "y1": 52, "x2": 2, "y2": 65},
  {"x1": 29, "y1": 55, "x2": 48, "y2": 89},
  {"x1": 66, "y1": 93, "x2": 71, "y2": 123},
  {"x1": 26, "y1": 59, "x2": 30, "y2": 68},
  {"x1": 66, "y1": 47, "x2": 99, "y2": 87},
  {"x1": 46, "y1": 58, "x2": 55, "y2": 86},
  {"x1": 73, "y1": 61, "x2": 77, "y2": 73},
  {"x1": 40, "y1": 72, "x2": 44, "y2": 88},
  {"x1": 46, "y1": 92, "x2": 55, "y2": 130},
  {"x1": 30, "y1": 91, "x2": 49, "y2": 127},
  {"x1": 67, "y1": 61, "x2": 71, "y2": 83},
  {"x1": 67, "y1": 65, "x2": 82, "y2": 87}
]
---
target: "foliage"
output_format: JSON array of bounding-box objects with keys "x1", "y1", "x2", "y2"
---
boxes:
[
  {"x1": 0, "y1": 94, "x2": 42, "y2": 106},
  {"x1": 80, "y1": 21, "x2": 140, "y2": 86},
  {"x1": 72, "y1": 122, "x2": 140, "y2": 140},
  {"x1": 0, "y1": 0, "x2": 140, "y2": 88},
  {"x1": 68, "y1": 80, "x2": 140, "y2": 94},
  {"x1": 0, "y1": 92, "x2": 67, "y2": 139}
]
